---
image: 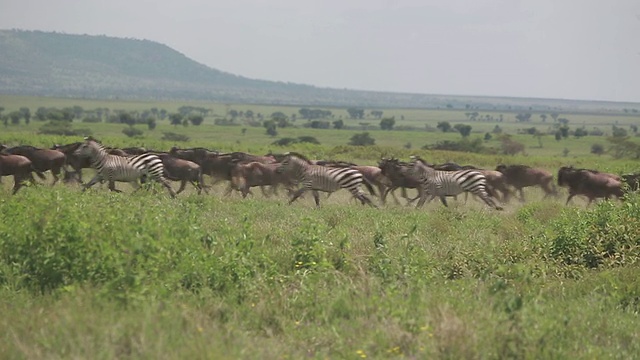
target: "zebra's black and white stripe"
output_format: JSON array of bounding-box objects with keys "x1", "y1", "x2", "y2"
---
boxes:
[
  {"x1": 407, "y1": 156, "x2": 502, "y2": 210},
  {"x1": 275, "y1": 152, "x2": 376, "y2": 207},
  {"x1": 74, "y1": 138, "x2": 176, "y2": 197}
]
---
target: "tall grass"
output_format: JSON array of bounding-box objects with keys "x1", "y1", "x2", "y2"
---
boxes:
[{"x1": 1, "y1": 185, "x2": 640, "y2": 358}]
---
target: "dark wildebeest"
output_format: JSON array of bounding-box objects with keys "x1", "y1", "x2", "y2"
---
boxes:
[
  {"x1": 230, "y1": 160, "x2": 298, "y2": 198},
  {"x1": 433, "y1": 162, "x2": 479, "y2": 171},
  {"x1": 378, "y1": 158, "x2": 423, "y2": 205},
  {"x1": 496, "y1": 164, "x2": 557, "y2": 202},
  {"x1": 0, "y1": 153, "x2": 42, "y2": 194},
  {"x1": 155, "y1": 153, "x2": 207, "y2": 195},
  {"x1": 1, "y1": 145, "x2": 65, "y2": 185},
  {"x1": 557, "y1": 166, "x2": 624, "y2": 206},
  {"x1": 52, "y1": 142, "x2": 92, "y2": 183}
]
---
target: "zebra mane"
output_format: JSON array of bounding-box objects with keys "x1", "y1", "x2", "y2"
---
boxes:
[
  {"x1": 84, "y1": 136, "x2": 102, "y2": 145},
  {"x1": 285, "y1": 151, "x2": 312, "y2": 164}
]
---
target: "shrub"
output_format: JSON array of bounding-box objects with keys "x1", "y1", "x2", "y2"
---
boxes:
[
  {"x1": 591, "y1": 143, "x2": 605, "y2": 155},
  {"x1": 297, "y1": 136, "x2": 320, "y2": 145},
  {"x1": 423, "y1": 138, "x2": 485, "y2": 153},
  {"x1": 81, "y1": 116, "x2": 102, "y2": 123},
  {"x1": 348, "y1": 132, "x2": 375, "y2": 146},
  {"x1": 122, "y1": 127, "x2": 144, "y2": 138},
  {"x1": 272, "y1": 137, "x2": 298, "y2": 147},
  {"x1": 38, "y1": 120, "x2": 90, "y2": 136},
  {"x1": 549, "y1": 196, "x2": 640, "y2": 269},
  {"x1": 161, "y1": 132, "x2": 190, "y2": 142}
]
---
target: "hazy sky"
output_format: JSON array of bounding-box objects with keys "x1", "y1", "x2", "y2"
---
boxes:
[{"x1": 1, "y1": 0, "x2": 639, "y2": 102}]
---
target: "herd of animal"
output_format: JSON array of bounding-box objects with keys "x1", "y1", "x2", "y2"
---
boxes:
[{"x1": 1, "y1": 137, "x2": 639, "y2": 209}]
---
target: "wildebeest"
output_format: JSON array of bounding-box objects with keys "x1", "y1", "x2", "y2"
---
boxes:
[
  {"x1": 0, "y1": 153, "x2": 42, "y2": 194},
  {"x1": 378, "y1": 158, "x2": 423, "y2": 205},
  {"x1": 52, "y1": 142, "x2": 91, "y2": 183},
  {"x1": 496, "y1": 164, "x2": 557, "y2": 202},
  {"x1": 230, "y1": 160, "x2": 298, "y2": 198},
  {"x1": 557, "y1": 166, "x2": 623, "y2": 206},
  {"x1": 1, "y1": 145, "x2": 66, "y2": 185},
  {"x1": 155, "y1": 153, "x2": 207, "y2": 195}
]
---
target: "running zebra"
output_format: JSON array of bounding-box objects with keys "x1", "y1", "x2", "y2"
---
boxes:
[
  {"x1": 275, "y1": 152, "x2": 376, "y2": 207},
  {"x1": 73, "y1": 137, "x2": 176, "y2": 197},
  {"x1": 407, "y1": 156, "x2": 502, "y2": 210}
]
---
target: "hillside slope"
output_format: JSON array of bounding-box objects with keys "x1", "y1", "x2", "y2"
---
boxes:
[{"x1": 0, "y1": 29, "x2": 636, "y2": 111}]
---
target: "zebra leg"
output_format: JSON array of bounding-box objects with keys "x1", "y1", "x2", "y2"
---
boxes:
[
  {"x1": 478, "y1": 191, "x2": 503, "y2": 210},
  {"x1": 82, "y1": 175, "x2": 104, "y2": 192},
  {"x1": 108, "y1": 181, "x2": 123, "y2": 193},
  {"x1": 439, "y1": 196, "x2": 449, "y2": 207},
  {"x1": 312, "y1": 190, "x2": 321, "y2": 207},
  {"x1": 289, "y1": 188, "x2": 307, "y2": 204}
]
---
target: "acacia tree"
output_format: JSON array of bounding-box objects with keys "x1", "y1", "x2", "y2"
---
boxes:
[
  {"x1": 189, "y1": 114, "x2": 204, "y2": 126},
  {"x1": 379, "y1": 117, "x2": 395, "y2": 130},
  {"x1": 453, "y1": 124, "x2": 472, "y2": 137},
  {"x1": 437, "y1": 121, "x2": 452, "y2": 132},
  {"x1": 169, "y1": 113, "x2": 184, "y2": 127}
]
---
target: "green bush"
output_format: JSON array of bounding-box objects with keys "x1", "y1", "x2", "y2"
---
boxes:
[
  {"x1": 122, "y1": 127, "x2": 143, "y2": 138},
  {"x1": 161, "y1": 132, "x2": 190, "y2": 142},
  {"x1": 549, "y1": 195, "x2": 640, "y2": 269}
]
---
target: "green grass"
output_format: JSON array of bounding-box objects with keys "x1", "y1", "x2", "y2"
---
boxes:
[{"x1": 1, "y1": 96, "x2": 640, "y2": 359}]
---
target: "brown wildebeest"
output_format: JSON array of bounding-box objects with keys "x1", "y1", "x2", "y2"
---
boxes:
[
  {"x1": 169, "y1": 147, "x2": 219, "y2": 165},
  {"x1": 495, "y1": 164, "x2": 557, "y2": 202},
  {"x1": 230, "y1": 160, "x2": 298, "y2": 198},
  {"x1": 474, "y1": 169, "x2": 513, "y2": 203},
  {"x1": 378, "y1": 157, "x2": 423, "y2": 205},
  {"x1": 0, "y1": 153, "x2": 42, "y2": 194},
  {"x1": 52, "y1": 142, "x2": 91, "y2": 183},
  {"x1": 155, "y1": 153, "x2": 207, "y2": 195},
  {"x1": 557, "y1": 166, "x2": 623, "y2": 206},
  {"x1": 1, "y1": 145, "x2": 65, "y2": 185}
]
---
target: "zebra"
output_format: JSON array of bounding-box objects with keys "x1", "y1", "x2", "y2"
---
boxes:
[
  {"x1": 407, "y1": 155, "x2": 502, "y2": 210},
  {"x1": 73, "y1": 137, "x2": 176, "y2": 197},
  {"x1": 275, "y1": 152, "x2": 377, "y2": 207}
]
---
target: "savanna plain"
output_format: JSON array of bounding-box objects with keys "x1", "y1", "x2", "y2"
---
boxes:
[{"x1": 1, "y1": 95, "x2": 640, "y2": 359}]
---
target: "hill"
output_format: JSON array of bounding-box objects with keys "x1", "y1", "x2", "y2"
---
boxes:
[{"x1": 0, "y1": 29, "x2": 637, "y2": 112}]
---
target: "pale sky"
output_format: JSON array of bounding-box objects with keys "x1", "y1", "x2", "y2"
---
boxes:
[{"x1": 1, "y1": 0, "x2": 639, "y2": 102}]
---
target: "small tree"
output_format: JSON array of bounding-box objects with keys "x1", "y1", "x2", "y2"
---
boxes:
[
  {"x1": 574, "y1": 128, "x2": 588, "y2": 138},
  {"x1": 612, "y1": 126, "x2": 628, "y2": 138},
  {"x1": 169, "y1": 113, "x2": 184, "y2": 127},
  {"x1": 8, "y1": 111, "x2": 21, "y2": 125},
  {"x1": 349, "y1": 132, "x2": 375, "y2": 146},
  {"x1": 147, "y1": 118, "x2": 157, "y2": 130},
  {"x1": 189, "y1": 114, "x2": 204, "y2": 126},
  {"x1": 332, "y1": 119, "x2": 344, "y2": 129},
  {"x1": 379, "y1": 117, "x2": 395, "y2": 130},
  {"x1": 122, "y1": 127, "x2": 143, "y2": 138},
  {"x1": 263, "y1": 120, "x2": 278, "y2": 137},
  {"x1": 19, "y1": 107, "x2": 31, "y2": 125},
  {"x1": 591, "y1": 143, "x2": 605, "y2": 156},
  {"x1": 484, "y1": 132, "x2": 492, "y2": 141},
  {"x1": 437, "y1": 121, "x2": 452, "y2": 133},
  {"x1": 119, "y1": 112, "x2": 136, "y2": 126},
  {"x1": 453, "y1": 124, "x2": 472, "y2": 137},
  {"x1": 555, "y1": 131, "x2": 562, "y2": 141}
]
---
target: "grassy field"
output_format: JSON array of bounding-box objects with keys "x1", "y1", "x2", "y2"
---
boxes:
[{"x1": 1, "y1": 95, "x2": 640, "y2": 359}]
